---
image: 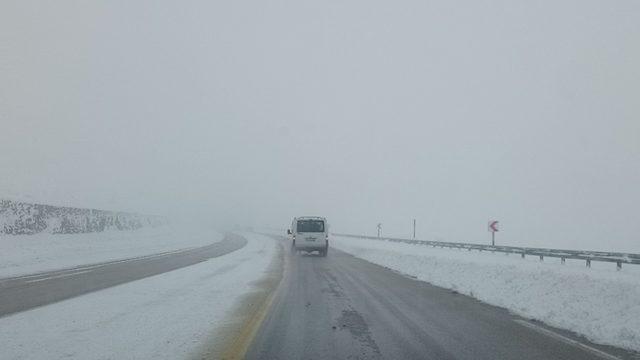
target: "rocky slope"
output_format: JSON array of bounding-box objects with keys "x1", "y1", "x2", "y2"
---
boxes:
[{"x1": 0, "y1": 199, "x2": 165, "y2": 235}]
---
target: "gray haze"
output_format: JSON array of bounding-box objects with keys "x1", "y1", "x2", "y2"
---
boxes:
[{"x1": 1, "y1": 1, "x2": 639, "y2": 251}]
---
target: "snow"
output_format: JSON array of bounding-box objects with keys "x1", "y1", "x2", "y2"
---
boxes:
[
  {"x1": 0, "y1": 232, "x2": 277, "y2": 360},
  {"x1": 0, "y1": 199, "x2": 166, "y2": 235},
  {"x1": 332, "y1": 235, "x2": 640, "y2": 352},
  {"x1": 0, "y1": 224, "x2": 223, "y2": 278}
]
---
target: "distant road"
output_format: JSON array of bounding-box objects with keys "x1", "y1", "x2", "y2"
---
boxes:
[
  {"x1": 247, "y1": 236, "x2": 636, "y2": 360},
  {"x1": 0, "y1": 234, "x2": 247, "y2": 318}
]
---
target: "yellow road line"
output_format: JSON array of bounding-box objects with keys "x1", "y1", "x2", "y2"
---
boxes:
[{"x1": 219, "y1": 239, "x2": 286, "y2": 360}]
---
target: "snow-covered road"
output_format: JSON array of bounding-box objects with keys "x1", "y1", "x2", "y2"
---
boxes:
[{"x1": 0, "y1": 232, "x2": 278, "y2": 360}]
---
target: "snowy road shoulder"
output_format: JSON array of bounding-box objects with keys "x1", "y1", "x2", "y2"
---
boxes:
[
  {"x1": 0, "y1": 232, "x2": 278, "y2": 360},
  {"x1": 331, "y1": 235, "x2": 640, "y2": 353}
]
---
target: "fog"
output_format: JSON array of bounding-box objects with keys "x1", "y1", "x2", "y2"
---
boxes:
[{"x1": 1, "y1": 1, "x2": 639, "y2": 251}]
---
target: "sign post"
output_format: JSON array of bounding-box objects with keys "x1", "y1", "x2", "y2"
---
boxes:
[
  {"x1": 488, "y1": 220, "x2": 499, "y2": 246},
  {"x1": 412, "y1": 219, "x2": 416, "y2": 239}
]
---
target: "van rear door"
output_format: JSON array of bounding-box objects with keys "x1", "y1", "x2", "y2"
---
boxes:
[{"x1": 296, "y1": 219, "x2": 325, "y2": 243}]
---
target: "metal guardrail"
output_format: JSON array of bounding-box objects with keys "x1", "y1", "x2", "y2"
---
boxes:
[{"x1": 333, "y1": 233, "x2": 640, "y2": 270}]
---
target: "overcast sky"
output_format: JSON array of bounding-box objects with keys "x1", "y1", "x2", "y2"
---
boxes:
[{"x1": 1, "y1": 0, "x2": 639, "y2": 251}]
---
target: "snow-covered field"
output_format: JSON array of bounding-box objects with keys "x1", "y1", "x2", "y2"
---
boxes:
[
  {"x1": 0, "y1": 224, "x2": 222, "y2": 278},
  {"x1": 332, "y1": 235, "x2": 640, "y2": 352},
  {"x1": 0, "y1": 232, "x2": 277, "y2": 360}
]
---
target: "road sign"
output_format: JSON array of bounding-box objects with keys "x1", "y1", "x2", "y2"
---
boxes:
[
  {"x1": 488, "y1": 220, "x2": 499, "y2": 246},
  {"x1": 488, "y1": 220, "x2": 499, "y2": 232}
]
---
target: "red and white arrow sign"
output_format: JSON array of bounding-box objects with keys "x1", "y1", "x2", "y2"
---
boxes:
[{"x1": 488, "y1": 220, "x2": 499, "y2": 232}]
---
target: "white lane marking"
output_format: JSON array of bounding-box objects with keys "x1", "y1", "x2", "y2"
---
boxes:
[
  {"x1": 0, "y1": 269, "x2": 93, "y2": 284},
  {"x1": 0, "y1": 246, "x2": 200, "y2": 284},
  {"x1": 24, "y1": 270, "x2": 95, "y2": 284},
  {"x1": 514, "y1": 319, "x2": 621, "y2": 360},
  {"x1": 0, "y1": 264, "x2": 112, "y2": 283}
]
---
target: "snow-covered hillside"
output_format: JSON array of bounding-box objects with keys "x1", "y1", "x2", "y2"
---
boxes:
[
  {"x1": 332, "y1": 235, "x2": 640, "y2": 352},
  {"x1": 0, "y1": 199, "x2": 165, "y2": 235}
]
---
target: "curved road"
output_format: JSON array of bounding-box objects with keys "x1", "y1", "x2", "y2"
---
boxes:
[
  {"x1": 0, "y1": 233, "x2": 247, "y2": 318},
  {"x1": 247, "y1": 236, "x2": 637, "y2": 360}
]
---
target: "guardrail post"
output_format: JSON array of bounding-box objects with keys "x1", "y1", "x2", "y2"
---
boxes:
[
  {"x1": 586, "y1": 259, "x2": 591, "y2": 268},
  {"x1": 617, "y1": 261, "x2": 622, "y2": 271}
]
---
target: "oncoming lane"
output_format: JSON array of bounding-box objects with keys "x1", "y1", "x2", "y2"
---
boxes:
[{"x1": 0, "y1": 234, "x2": 247, "y2": 318}]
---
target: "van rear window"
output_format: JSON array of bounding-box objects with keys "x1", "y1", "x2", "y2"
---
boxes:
[{"x1": 297, "y1": 220, "x2": 324, "y2": 233}]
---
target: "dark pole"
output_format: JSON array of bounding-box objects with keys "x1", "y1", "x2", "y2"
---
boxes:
[
  {"x1": 413, "y1": 219, "x2": 416, "y2": 239},
  {"x1": 492, "y1": 231, "x2": 495, "y2": 246}
]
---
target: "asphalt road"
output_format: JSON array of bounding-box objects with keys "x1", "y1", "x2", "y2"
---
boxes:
[
  {"x1": 247, "y1": 237, "x2": 637, "y2": 360},
  {"x1": 0, "y1": 233, "x2": 247, "y2": 318}
]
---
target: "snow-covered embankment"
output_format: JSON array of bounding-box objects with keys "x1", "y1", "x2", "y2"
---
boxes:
[
  {"x1": 332, "y1": 235, "x2": 640, "y2": 352},
  {"x1": 0, "y1": 199, "x2": 165, "y2": 235}
]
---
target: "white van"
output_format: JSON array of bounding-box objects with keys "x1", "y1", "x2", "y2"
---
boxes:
[{"x1": 287, "y1": 216, "x2": 329, "y2": 256}]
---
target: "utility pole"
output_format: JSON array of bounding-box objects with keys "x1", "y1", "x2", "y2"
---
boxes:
[
  {"x1": 377, "y1": 223, "x2": 382, "y2": 238},
  {"x1": 412, "y1": 219, "x2": 416, "y2": 239}
]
